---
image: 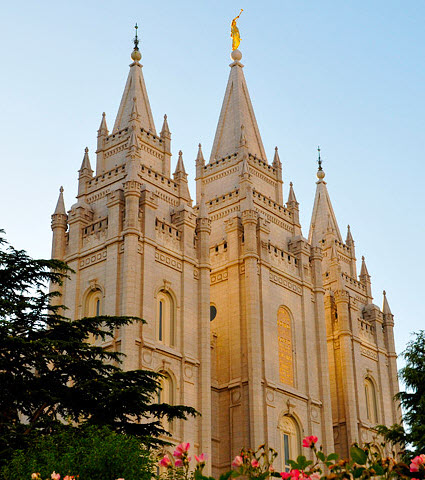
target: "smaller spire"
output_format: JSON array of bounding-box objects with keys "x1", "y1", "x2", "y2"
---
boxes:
[
  {"x1": 287, "y1": 181, "x2": 297, "y2": 204},
  {"x1": 130, "y1": 96, "x2": 140, "y2": 122},
  {"x1": 383, "y1": 290, "x2": 392, "y2": 315},
  {"x1": 160, "y1": 114, "x2": 171, "y2": 137},
  {"x1": 127, "y1": 125, "x2": 141, "y2": 157},
  {"x1": 131, "y1": 23, "x2": 142, "y2": 62},
  {"x1": 240, "y1": 156, "x2": 250, "y2": 178},
  {"x1": 97, "y1": 112, "x2": 109, "y2": 136},
  {"x1": 360, "y1": 256, "x2": 370, "y2": 277},
  {"x1": 317, "y1": 145, "x2": 325, "y2": 181},
  {"x1": 198, "y1": 192, "x2": 208, "y2": 219},
  {"x1": 330, "y1": 241, "x2": 338, "y2": 261},
  {"x1": 53, "y1": 186, "x2": 66, "y2": 215},
  {"x1": 174, "y1": 150, "x2": 187, "y2": 175},
  {"x1": 239, "y1": 124, "x2": 247, "y2": 147},
  {"x1": 326, "y1": 214, "x2": 335, "y2": 234},
  {"x1": 79, "y1": 147, "x2": 93, "y2": 173},
  {"x1": 272, "y1": 146, "x2": 281, "y2": 167},
  {"x1": 196, "y1": 143, "x2": 205, "y2": 166},
  {"x1": 310, "y1": 223, "x2": 319, "y2": 248},
  {"x1": 346, "y1": 224, "x2": 354, "y2": 246}
]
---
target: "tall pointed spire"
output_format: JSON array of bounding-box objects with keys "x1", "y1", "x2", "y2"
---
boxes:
[
  {"x1": 209, "y1": 49, "x2": 266, "y2": 162},
  {"x1": 113, "y1": 25, "x2": 156, "y2": 134},
  {"x1": 383, "y1": 290, "x2": 392, "y2": 315},
  {"x1": 53, "y1": 186, "x2": 66, "y2": 215},
  {"x1": 309, "y1": 148, "x2": 342, "y2": 243}
]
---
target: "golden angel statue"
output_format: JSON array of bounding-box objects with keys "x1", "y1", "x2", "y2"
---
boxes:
[{"x1": 231, "y1": 9, "x2": 243, "y2": 51}]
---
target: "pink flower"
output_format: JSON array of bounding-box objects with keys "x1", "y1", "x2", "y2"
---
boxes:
[
  {"x1": 280, "y1": 473, "x2": 291, "y2": 480},
  {"x1": 175, "y1": 459, "x2": 183, "y2": 467},
  {"x1": 173, "y1": 442, "x2": 190, "y2": 458},
  {"x1": 195, "y1": 453, "x2": 207, "y2": 463},
  {"x1": 310, "y1": 473, "x2": 321, "y2": 480},
  {"x1": 269, "y1": 465, "x2": 275, "y2": 472},
  {"x1": 302, "y1": 435, "x2": 318, "y2": 448},
  {"x1": 232, "y1": 455, "x2": 243, "y2": 467},
  {"x1": 410, "y1": 454, "x2": 425, "y2": 472},
  {"x1": 291, "y1": 469, "x2": 301, "y2": 479},
  {"x1": 251, "y1": 459, "x2": 260, "y2": 468},
  {"x1": 51, "y1": 473, "x2": 60, "y2": 480},
  {"x1": 159, "y1": 455, "x2": 172, "y2": 468},
  {"x1": 31, "y1": 475, "x2": 39, "y2": 480}
]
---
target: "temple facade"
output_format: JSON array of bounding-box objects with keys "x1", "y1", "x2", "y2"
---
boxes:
[{"x1": 50, "y1": 36, "x2": 400, "y2": 474}]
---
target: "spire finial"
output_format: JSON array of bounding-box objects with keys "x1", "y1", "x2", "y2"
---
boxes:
[
  {"x1": 131, "y1": 23, "x2": 142, "y2": 62},
  {"x1": 317, "y1": 145, "x2": 325, "y2": 180},
  {"x1": 134, "y1": 23, "x2": 139, "y2": 51},
  {"x1": 60, "y1": 186, "x2": 64, "y2": 193}
]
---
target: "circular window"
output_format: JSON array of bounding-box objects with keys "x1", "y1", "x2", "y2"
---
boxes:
[{"x1": 210, "y1": 305, "x2": 217, "y2": 322}]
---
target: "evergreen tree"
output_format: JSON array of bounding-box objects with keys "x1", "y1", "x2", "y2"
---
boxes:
[
  {"x1": 378, "y1": 330, "x2": 425, "y2": 458},
  {"x1": 0, "y1": 232, "x2": 196, "y2": 465}
]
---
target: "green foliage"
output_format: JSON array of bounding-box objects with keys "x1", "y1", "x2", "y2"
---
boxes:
[
  {"x1": 0, "y1": 231, "x2": 196, "y2": 466},
  {"x1": 1, "y1": 425, "x2": 153, "y2": 480},
  {"x1": 350, "y1": 446, "x2": 368, "y2": 466},
  {"x1": 378, "y1": 330, "x2": 425, "y2": 458}
]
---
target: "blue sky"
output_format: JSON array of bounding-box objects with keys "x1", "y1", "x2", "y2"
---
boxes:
[{"x1": 0, "y1": 0, "x2": 423, "y2": 362}]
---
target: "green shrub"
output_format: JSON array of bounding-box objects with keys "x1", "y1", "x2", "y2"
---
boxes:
[{"x1": 1, "y1": 425, "x2": 154, "y2": 480}]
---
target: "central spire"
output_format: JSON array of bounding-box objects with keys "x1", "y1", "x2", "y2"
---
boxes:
[
  {"x1": 209, "y1": 47, "x2": 266, "y2": 162},
  {"x1": 112, "y1": 25, "x2": 156, "y2": 135}
]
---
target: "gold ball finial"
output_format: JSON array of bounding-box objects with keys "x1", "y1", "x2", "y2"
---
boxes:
[
  {"x1": 131, "y1": 49, "x2": 142, "y2": 62},
  {"x1": 231, "y1": 49, "x2": 242, "y2": 62}
]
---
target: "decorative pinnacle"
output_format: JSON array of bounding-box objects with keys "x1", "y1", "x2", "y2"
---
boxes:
[
  {"x1": 60, "y1": 186, "x2": 64, "y2": 193},
  {"x1": 383, "y1": 290, "x2": 386, "y2": 296},
  {"x1": 317, "y1": 146, "x2": 322, "y2": 171},
  {"x1": 85, "y1": 147, "x2": 88, "y2": 153}
]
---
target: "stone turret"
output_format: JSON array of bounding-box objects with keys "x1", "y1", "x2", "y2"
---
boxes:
[
  {"x1": 96, "y1": 112, "x2": 109, "y2": 175},
  {"x1": 173, "y1": 150, "x2": 191, "y2": 204},
  {"x1": 78, "y1": 147, "x2": 93, "y2": 198},
  {"x1": 51, "y1": 186, "x2": 68, "y2": 260},
  {"x1": 160, "y1": 114, "x2": 172, "y2": 176}
]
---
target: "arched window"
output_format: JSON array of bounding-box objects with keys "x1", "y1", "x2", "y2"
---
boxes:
[
  {"x1": 364, "y1": 377, "x2": 378, "y2": 424},
  {"x1": 277, "y1": 307, "x2": 294, "y2": 386},
  {"x1": 158, "y1": 371, "x2": 174, "y2": 433},
  {"x1": 279, "y1": 416, "x2": 300, "y2": 472},
  {"x1": 84, "y1": 289, "x2": 102, "y2": 317},
  {"x1": 157, "y1": 290, "x2": 175, "y2": 346}
]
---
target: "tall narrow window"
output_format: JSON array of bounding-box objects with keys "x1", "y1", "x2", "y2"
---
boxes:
[
  {"x1": 364, "y1": 377, "x2": 378, "y2": 424},
  {"x1": 279, "y1": 416, "x2": 300, "y2": 472},
  {"x1": 159, "y1": 300, "x2": 163, "y2": 341},
  {"x1": 277, "y1": 307, "x2": 294, "y2": 386},
  {"x1": 157, "y1": 291, "x2": 175, "y2": 346},
  {"x1": 158, "y1": 371, "x2": 174, "y2": 433},
  {"x1": 84, "y1": 289, "x2": 102, "y2": 318}
]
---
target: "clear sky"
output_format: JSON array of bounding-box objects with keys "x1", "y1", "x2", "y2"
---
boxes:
[{"x1": 0, "y1": 0, "x2": 423, "y2": 362}]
